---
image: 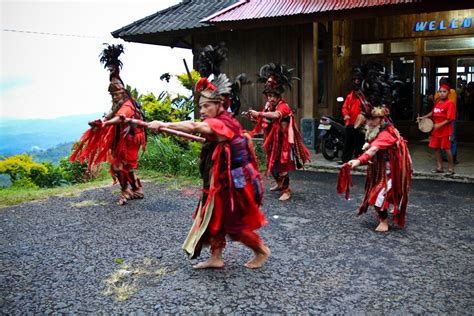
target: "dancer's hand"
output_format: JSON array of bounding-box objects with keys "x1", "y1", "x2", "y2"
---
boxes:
[
  {"x1": 88, "y1": 119, "x2": 102, "y2": 127},
  {"x1": 347, "y1": 159, "x2": 360, "y2": 169},
  {"x1": 147, "y1": 120, "x2": 166, "y2": 132},
  {"x1": 248, "y1": 110, "x2": 260, "y2": 119}
]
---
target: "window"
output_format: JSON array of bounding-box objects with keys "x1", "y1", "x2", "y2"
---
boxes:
[
  {"x1": 390, "y1": 41, "x2": 415, "y2": 54},
  {"x1": 361, "y1": 43, "x2": 384, "y2": 55},
  {"x1": 425, "y1": 37, "x2": 474, "y2": 52}
]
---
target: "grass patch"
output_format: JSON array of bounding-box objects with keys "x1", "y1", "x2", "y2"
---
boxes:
[
  {"x1": 0, "y1": 178, "x2": 111, "y2": 208},
  {"x1": 0, "y1": 135, "x2": 272, "y2": 208},
  {"x1": 0, "y1": 169, "x2": 200, "y2": 208},
  {"x1": 140, "y1": 170, "x2": 200, "y2": 188},
  {"x1": 103, "y1": 258, "x2": 174, "y2": 301}
]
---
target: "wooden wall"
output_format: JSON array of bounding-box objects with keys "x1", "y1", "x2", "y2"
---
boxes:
[
  {"x1": 193, "y1": 24, "x2": 314, "y2": 130},
  {"x1": 328, "y1": 20, "x2": 353, "y2": 118}
]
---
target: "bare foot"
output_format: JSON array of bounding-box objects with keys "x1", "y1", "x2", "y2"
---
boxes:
[
  {"x1": 375, "y1": 221, "x2": 389, "y2": 232},
  {"x1": 117, "y1": 189, "x2": 132, "y2": 205},
  {"x1": 130, "y1": 190, "x2": 144, "y2": 199},
  {"x1": 244, "y1": 245, "x2": 271, "y2": 269},
  {"x1": 192, "y1": 258, "x2": 224, "y2": 269},
  {"x1": 279, "y1": 191, "x2": 291, "y2": 201}
]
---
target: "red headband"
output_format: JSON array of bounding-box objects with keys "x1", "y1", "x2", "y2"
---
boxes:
[{"x1": 440, "y1": 84, "x2": 450, "y2": 90}]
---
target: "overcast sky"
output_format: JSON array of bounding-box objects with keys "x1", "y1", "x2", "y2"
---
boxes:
[{"x1": 1, "y1": 0, "x2": 192, "y2": 119}]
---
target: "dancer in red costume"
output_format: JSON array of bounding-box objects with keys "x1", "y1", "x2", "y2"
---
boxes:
[
  {"x1": 344, "y1": 107, "x2": 412, "y2": 232},
  {"x1": 337, "y1": 62, "x2": 412, "y2": 232},
  {"x1": 71, "y1": 44, "x2": 146, "y2": 205},
  {"x1": 243, "y1": 63, "x2": 310, "y2": 201},
  {"x1": 148, "y1": 74, "x2": 270, "y2": 269}
]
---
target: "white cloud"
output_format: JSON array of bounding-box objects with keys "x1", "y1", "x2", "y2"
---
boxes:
[{"x1": 1, "y1": 0, "x2": 193, "y2": 119}]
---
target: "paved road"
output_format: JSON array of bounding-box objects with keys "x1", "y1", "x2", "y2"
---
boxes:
[{"x1": 1, "y1": 172, "x2": 473, "y2": 314}]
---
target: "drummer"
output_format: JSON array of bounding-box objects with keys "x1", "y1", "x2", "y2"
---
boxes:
[{"x1": 417, "y1": 84, "x2": 456, "y2": 175}]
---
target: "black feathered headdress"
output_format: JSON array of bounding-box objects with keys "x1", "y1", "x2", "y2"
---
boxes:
[
  {"x1": 196, "y1": 43, "x2": 228, "y2": 78},
  {"x1": 195, "y1": 43, "x2": 251, "y2": 116},
  {"x1": 258, "y1": 63, "x2": 299, "y2": 95},
  {"x1": 353, "y1": 62, "x2": 393, "y2": 118},
  {"x1": 229, "y1": 73, "x2": 251, "y2": 115},
  {"x1": 99, "y1": 43, "x2": 125, "y2": 93}
]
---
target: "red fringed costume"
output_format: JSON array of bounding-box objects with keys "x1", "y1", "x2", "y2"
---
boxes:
[
  {"x1": 70, "y1": 98, "x2": 146, "y2": 191},
  {"x1": 70, "y1": 44, "x2": 146, "y2": 195},
  {"x1": 338, "y1": 123, "x2": 412, "y2": 228},
  {"x1": 252, "y1": 99, "x2": 311, "y2": 178},
  {"x1": 247, "y1": 63, "x2": 311, "y2": 196},
  {"x1": 182, "y1": 111, "x2": 267, "y2": 258}
]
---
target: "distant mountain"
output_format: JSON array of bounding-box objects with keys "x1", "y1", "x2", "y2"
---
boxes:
[
  {"x1": 0, "y1": 113, "x2": 102, "y2": 156},
  {"x1": 29, "y1": 142, "x2": 75, "y2": 164}
]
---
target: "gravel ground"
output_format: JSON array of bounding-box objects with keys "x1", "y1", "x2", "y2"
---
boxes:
[{"x1": 1, "y1": 171, "x2": 473, "y2": 314}]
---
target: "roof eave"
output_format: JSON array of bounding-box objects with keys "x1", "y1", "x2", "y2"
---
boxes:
[
  {"x1": 200, "y1": 0, "x2": 248, "y2": 23},
  {"x1": 111, "y1": 1, "x2": 184, "y2": 38},
  {"x1": 206, "y1": 1, "x2": 474, "y2": 30}
]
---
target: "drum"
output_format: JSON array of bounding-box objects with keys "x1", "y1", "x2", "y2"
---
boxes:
[{"x1": 418, "y1": 117, "x2": 434, "y2": 133}]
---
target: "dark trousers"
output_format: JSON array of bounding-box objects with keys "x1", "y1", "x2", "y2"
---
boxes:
[
  {"x1": 341, "y1": 125, "x2": 365, "y2": 163},
  {"x1": 442, "y1": 119, "x2": 457, "y2": 161}
]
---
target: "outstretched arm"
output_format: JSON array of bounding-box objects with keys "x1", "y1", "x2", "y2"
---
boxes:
[
  {"x1": 248, "y1": 109, "x2": 281, "y2": 120},
  {"x1": 88, "y1": 116, "x2": 122, "y2": 127},
  {"x1": 347, "y1": 146, "x2": 379, "y2": 169},
  {"x1": 148, "y1": 120, "x2": 213, "y2": 135},
  {"x1": 102, "y1": 116, "x2": 123, "y2": 127}
]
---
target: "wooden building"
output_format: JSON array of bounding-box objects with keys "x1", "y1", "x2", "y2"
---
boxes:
[{"x1": 113, "y1": 0, "x2": 474, "y2": 143}]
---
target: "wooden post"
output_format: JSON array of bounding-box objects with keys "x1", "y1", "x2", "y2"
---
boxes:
[{"x1": 312, "y1": 22, "x2": 319, "y2": 118}]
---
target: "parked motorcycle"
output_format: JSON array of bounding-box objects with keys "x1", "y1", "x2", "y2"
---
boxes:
[
  {"x1": 318, "y1": 97, "x2": 347, "y2": 160},
  {"x1": 318, "y1": 115, "x2": 345, "y2": 160}
]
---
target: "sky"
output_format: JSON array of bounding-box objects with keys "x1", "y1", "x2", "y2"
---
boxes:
[{"x1": 1, "y1": 0, "x2": 193, "y2": 119}]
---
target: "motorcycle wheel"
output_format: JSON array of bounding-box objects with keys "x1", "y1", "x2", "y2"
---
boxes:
[{"x1": 320, "y1": 133, "x2": 339, "y2": 160}]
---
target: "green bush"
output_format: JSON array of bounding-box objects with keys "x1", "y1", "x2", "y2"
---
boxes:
[
  {"x1": 139, "y1": 135, "x2": 201, "y2": 178},
  {"x1": 59, "y1": 158, "x2": 97, "y2": 184},
  {"x1": 176, "y1": 69, "x2": 200, "y2": 90},
  {"x1": 140, "y1": 92, "x2": 194, "y2": 123},
  {"x1": 11, "y1": 177, "x2": 39, "y2": 189},
  {"x1": 33, "y1": 162, "x2": 68, "y2": 187},
  {"x1": 0, "y1": 154, "x2": 38, "y2": 182},
  {"x1": 252, "y1": 138, "x2": 267, "y2": 172},
  {"x1": 0, "y1": 154, "x2": 68, "y2": 188}
]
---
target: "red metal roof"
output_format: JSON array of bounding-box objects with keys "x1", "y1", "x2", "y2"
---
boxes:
[{"x1": 203, "y1": 0, "x2": 419, "y2": 22}]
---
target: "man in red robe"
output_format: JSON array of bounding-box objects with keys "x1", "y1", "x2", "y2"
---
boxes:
[
  {"x1": 102, "y1": 83, "x2": 146, "y2": 205},
  {"x1": 71, "y1": 44, "x2": 146, "y2": 205},
  {"x1": 345, "y1": 107, "x2": 412, "y2": 232},
  {"x1": 243, "y1": 63, "x2": 310, "y2": 201},
  {"x1": 340, "y1": 74, "x2": 366, "y2": 163},
  {"x1": 148, "y1": 74, "x2": 270, "y2": 269}
]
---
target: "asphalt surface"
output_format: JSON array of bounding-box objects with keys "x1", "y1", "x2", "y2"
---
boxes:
[{"x1": 1, "y1": 171, "x2": 473, "y2": 314}]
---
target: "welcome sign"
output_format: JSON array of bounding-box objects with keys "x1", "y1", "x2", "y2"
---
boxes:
[{"x1": 414, "y1": 17, "x2": 472, "y2": 32}]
